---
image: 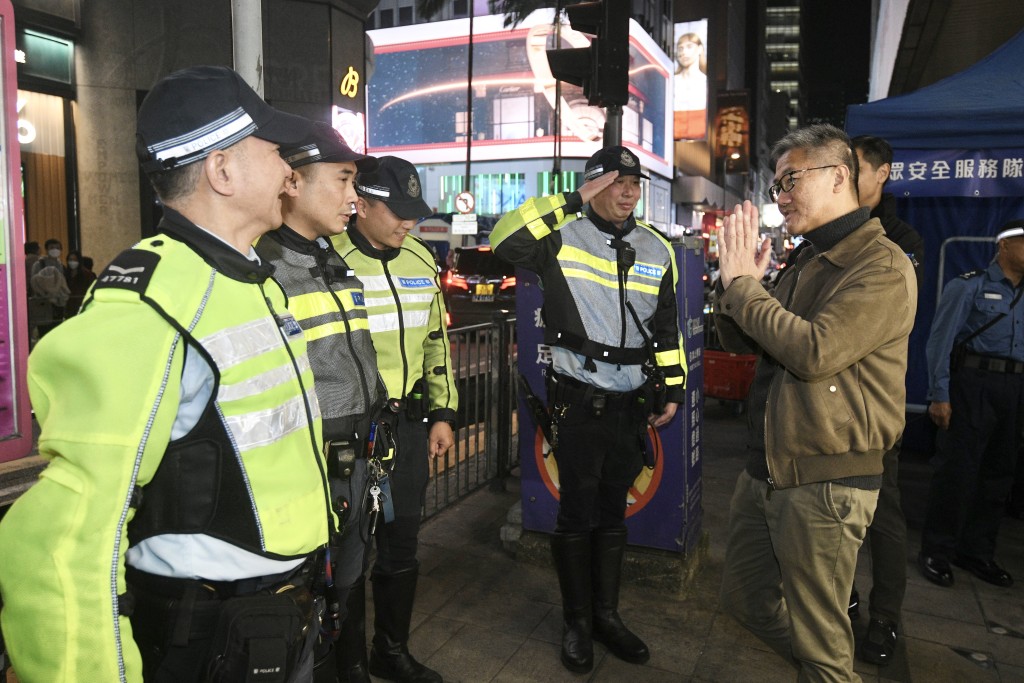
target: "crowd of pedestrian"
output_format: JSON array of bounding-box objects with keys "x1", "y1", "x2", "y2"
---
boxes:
[{"x1": 0, "y1": 65, "x2": 1021, "y2": 683}]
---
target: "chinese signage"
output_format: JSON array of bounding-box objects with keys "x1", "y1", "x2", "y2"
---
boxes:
[
  {"x1": 889, "y1": 148, "x2": 1024, "y2": 197},
  {"x1": 713, "y1": 90, "x2": 750, "y2": 174}
]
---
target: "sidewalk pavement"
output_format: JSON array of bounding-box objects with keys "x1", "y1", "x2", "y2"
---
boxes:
[{"x1": 378, "y1": 402, "x2": 1024, "y2": 682}]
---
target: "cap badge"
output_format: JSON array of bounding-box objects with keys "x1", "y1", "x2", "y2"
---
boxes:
[
  {"x1": 620, "y1": 150, "x2": 637, "y2": 168},
  {"x1": 407, "y1": 174, "x2": 421, "y2": 198}
]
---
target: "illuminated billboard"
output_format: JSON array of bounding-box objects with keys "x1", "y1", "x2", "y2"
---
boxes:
[
  {"x1": 672, "y1": 19, "x2": 708, "y2": 141},
  {"x1": 366, "y1": 10, "x2": 672, "y2": 179}
]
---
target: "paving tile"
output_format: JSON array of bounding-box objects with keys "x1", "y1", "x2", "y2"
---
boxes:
[
  {"x1": 422, "y1": 624, "x2": 527, "y2": 683},
  {"x1": 689, "y1": 639, "x2": 796, "y2": 682},
  {"x1": 901, "y1": 577, "x2": 986, "y2": 623},
  {"x1": 592, "y1": 655, "x2": 687, "y2": 682},
  {"x1": 900, "y1": 635, "x2": 1000, "y2": 682},
  {"x1": 900, "y1": 609, "x2": 1024, "y2": 669},
  {"x1": 435, "y1": 581, "x2": 552, "y2": 638},
  {"x1": 491, "y1": 638, "x2": 593, "y2": 682}
]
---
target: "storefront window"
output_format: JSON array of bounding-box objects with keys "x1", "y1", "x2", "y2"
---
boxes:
[{"x1": 17, "y1": 89, "x2": 68, "y2": 251}]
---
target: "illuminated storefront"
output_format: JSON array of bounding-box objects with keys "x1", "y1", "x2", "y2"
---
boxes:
[
  {"x1": 14, "y1": 25, "x2": 77, "y2": 252},
  {"x1": 366, "y1": 10, "x2": 673, "y2": 234}
]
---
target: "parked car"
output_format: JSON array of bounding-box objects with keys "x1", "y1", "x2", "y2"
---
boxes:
[{"x1": 443, "y1": 245, "x2": 515, "y2": 327}]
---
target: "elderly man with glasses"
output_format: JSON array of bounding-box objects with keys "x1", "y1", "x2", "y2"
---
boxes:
[{"x1": 713, "y1": 124, "x2": 917, "y2": 682}]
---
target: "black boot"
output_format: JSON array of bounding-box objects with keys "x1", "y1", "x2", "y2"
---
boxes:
[
  {"x1": 550, "y1": 531, "x2": 594, "y2": 673},
  {"x1": 368, "y1": 566, "x2": 442, "y2": 683},
  {"x1": 335, "y1": 576, "x2": 371, "y2": 683},
  {"x1": 591, "y1": 527, "x2": 650, "y2": 664}
]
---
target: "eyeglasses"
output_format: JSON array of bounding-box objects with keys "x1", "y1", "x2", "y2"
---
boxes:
[{"x1": 767, "y1": 165, "x2": 838, "y2": 202}]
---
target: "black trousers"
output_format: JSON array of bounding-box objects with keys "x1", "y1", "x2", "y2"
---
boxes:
[
  {"x1": 371, "y1": 412, "x2": 429, "y2": 575},
  {"x1": 865, "y1": 446, "x2": 907, "y2": 623},
  {"x1": 550, "y1": 385, "x2": 646, "y2": 533},
  {"x1": 922, "y1": 366, "x2": 1024, "y2": 560}
]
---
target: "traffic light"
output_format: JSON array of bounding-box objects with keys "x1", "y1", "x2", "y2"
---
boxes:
[{"x1": 546, "y1": 0, "x2": 630, "y2": 107}]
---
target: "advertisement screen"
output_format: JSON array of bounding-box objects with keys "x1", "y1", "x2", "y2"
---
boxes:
[
  {"x1": 672, "y1": 19, "x2": 708, "y2": 141},
  {"x1": 366, "y1": 11, "x2": 672, "y2": 179}
]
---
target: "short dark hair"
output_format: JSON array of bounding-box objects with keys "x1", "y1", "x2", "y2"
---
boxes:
[
  {"x1": 147, "y1": 162, "x2": 203, "y2": 203},
  {"x1": 24, "y1": 241, "x2": 39, "y2": 254},
  {"x1": 850, "y1": 135, "x2": 893, "y2": 170},
  {"x1": 771, "y1": 124, "x2": 858, "y2": 194},
  {"x1": 44, "y1": 238, "x2": 62, "y2": 250}
]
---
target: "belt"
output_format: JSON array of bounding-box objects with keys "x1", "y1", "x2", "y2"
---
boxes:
[
  {"x1": 126, "y1": 560, "x2": 310, "y2": 601},
  {"x1": 548, "y1": 370, "x2": 639, "y2": 406},
  {"x1": 962, "y1": 353, "x2": 1024, "y2": 374}
]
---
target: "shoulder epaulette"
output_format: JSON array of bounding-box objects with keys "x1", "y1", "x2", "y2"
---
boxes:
[
  {"x1": 958, "y1": 269, "x2": 985, "y2": 280},
  {"x1": 93, "y1": 246, "x2": 162, "y2": 295}
]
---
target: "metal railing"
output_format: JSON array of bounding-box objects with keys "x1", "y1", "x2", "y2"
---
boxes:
[{"x1": 423, "y1": 311, "x2": 519, "y2": 520}]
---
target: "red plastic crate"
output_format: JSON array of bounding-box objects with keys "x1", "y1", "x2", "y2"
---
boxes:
[{"x1": 703, "y1": 350, "x2": 758, "y2": 401}]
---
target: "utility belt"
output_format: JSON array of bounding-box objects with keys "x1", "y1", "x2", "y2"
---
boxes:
[
  {"x1": 546, "y1": 369, "x2": 642, "y2": 417},
  {"x1": 955, "y1": 348, "x2": 1024, "y2": 375},
  {"x1": 545, "y1": 368, "x2": 659, "y2": 469},
  {"x1": 125, "y1": 558, "x2": 316, "y2": 681}
]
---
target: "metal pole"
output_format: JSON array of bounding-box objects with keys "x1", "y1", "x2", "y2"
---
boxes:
[
  {"x1": 603, "y1": 104, "x2": 622, "y2": 147},
  {"x1": 231, "y1": 0, "x2": 264, "y2": 96},
  {"x1": 464, "y1": 1, "x2": 474, "y2": 192}
]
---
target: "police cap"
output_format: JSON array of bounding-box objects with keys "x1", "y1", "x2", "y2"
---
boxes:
[
  {"x1": 136, "y1": 65, "x2": 311, "y2": 173},
  {"x1": 280, "y1": 121, "x2": 378, "y2": 172},
  {"x1": 356, "y1": 156, "x2": 431, "y2": 220},
  {"x1": 584, "y1": 145, "x2": 650, "y2": 182}
]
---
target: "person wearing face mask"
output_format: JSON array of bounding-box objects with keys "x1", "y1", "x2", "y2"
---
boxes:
[
  {"x1": 31, "y1": 238, "x2": 65, "y2": 277},
  {"x1": 64, "y1": 249, "x2": 97, "y2": 317},
  {"x1": 29, "y1": 238, "x2": 70, "y2": 336}
]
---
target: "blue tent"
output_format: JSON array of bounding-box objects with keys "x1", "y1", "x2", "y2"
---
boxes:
[
  {"x1": 846, "y1": 29, "x2": 1024, "y2": 451},
  {"x1": 847, "y1": 28, "x2": 1024, "y2": 149}
]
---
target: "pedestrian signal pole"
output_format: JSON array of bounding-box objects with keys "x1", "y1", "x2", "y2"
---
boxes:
[{"x1": 545, "y1": 0, "x2": 630, "y2": 146}]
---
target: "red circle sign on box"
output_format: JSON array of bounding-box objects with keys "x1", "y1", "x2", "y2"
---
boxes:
[{"x1": 533, "y1": 426, "x2": 665, "y2": 517}]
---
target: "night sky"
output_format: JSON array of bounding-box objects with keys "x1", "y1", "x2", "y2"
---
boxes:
[{"x1": 801, "y1": 0, "x2": 872, "y2": 127}]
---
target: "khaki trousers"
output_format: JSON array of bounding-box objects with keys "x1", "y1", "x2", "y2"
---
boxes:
[{"x1": 720, "y1": 470, "x2": 878, "y2": 682}]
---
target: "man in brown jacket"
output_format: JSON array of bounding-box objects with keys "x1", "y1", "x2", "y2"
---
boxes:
[{"x1": 715, "y1": 124, "x2": 917, "y2": 682}]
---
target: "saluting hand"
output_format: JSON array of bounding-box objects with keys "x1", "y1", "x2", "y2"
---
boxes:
[{"x1": 578, "y1": 171, "x2": 619, "y2": 205}]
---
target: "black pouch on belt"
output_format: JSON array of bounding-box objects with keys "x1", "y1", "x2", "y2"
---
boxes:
[
  {"x1": 325, "y1": 440, "x2": 358, "y2": 480},
  {"x1": 204, "y1": 585, "x2": 313, "y2": 683},
  {"x1": 406, "y1": 378, "x2": 428, "y2": 422}
]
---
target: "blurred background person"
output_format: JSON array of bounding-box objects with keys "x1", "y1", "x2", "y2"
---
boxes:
[{"x1": 64, "y1": 249, "x2": 96, "y2": 317}]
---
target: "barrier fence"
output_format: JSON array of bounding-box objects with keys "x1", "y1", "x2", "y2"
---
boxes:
[{"x1": 423, "y1": 311, "x2": 520, "y2": 520}]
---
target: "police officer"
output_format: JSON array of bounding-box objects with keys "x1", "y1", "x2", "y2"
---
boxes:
[
  {"x1": 0, "y1": 66, "x2": 331, "y2": 682},
  {"x1": 333, "y1": 156, "x2": 457, "y2": 683},
  {"x1": 253, "y1": 121, "x2": 384, "y2": 681},
  {"x1": 919, "y1": 218, "x2": 1024, "y2": 589},
  {"x1": 491, "y1": 146, "x2": 686, "y2": 674}
]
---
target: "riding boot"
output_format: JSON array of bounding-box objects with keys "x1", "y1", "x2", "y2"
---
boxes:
[
  {"x1": 550, "y1": 531, "x2": 594, "y2": 673},
  {"x1": 591, "y1": 527, "x2": 650, "y2": 664},
  {"x1": 334, "y1": 575, "x2": 371, "y2": 683},
  {"x1": 368, "y1": 565, "x2": 443, "y2": 683}
]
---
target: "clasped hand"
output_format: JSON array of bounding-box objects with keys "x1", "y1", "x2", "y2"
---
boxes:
[{"x1": 718, "y1": 200, "x2": 773, "y2": 290}]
